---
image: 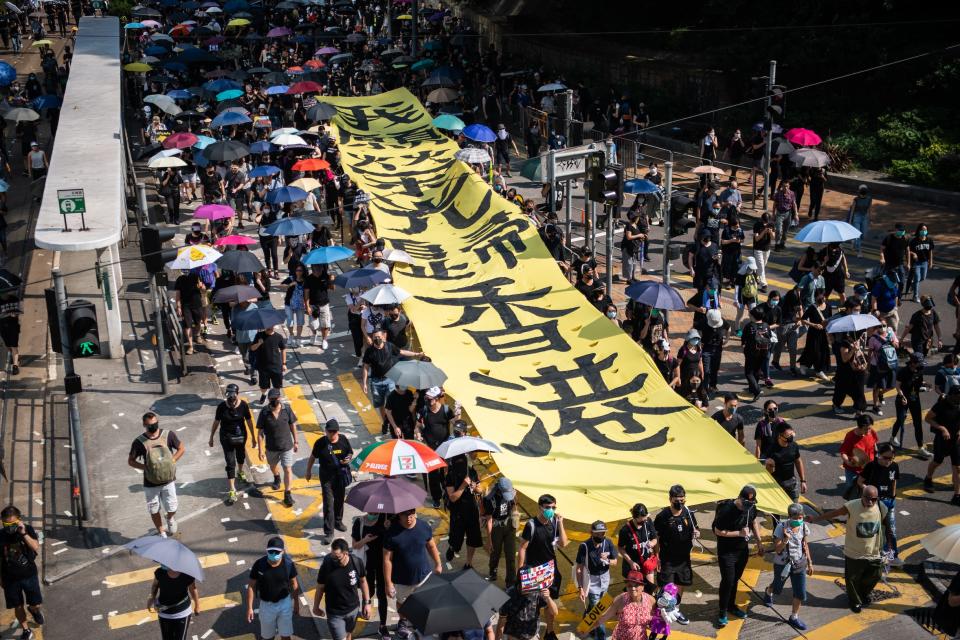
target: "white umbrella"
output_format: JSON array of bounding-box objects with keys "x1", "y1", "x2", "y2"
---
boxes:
[
  {"x1": 382, "y1": 248, "x2": 416, "y2": 265},
  {"x1": 923, "y1": 525, "x2": 960, "y2": 563},
  {"x1": 166, "y1": 244, "x2": 222, "y2": 269},
  {"x1": 3, "y1": 108, "x2": 39, "y2": 123},
  {"x1": 148, "y1": 148, "x2": 183, "y2": 164},
  {"x1": 149, "y1": 156, "x2": 187, "y2": 169},
  {"x1": 4, "y1": 2, "x2": 22, "y2": 13},
  {"x1": 144, "y1": 94, "x2": 181, "y2": 115},
  {"x1": 124, "y1": 535, "x2": 205, "y2": 581},
  {"x1": 269, "y1": 127, "x2": 301, "y2": 139},
  {"x1": 435, "y1": 436, "x2": 502, "y2": 459},
  {"x1": 455, "y1": 147, "x2": 491, "y2": 165},
  {"x1": 272, "y1": 134, "x2": 308, "y2": 147},
  {"x1": 538, "y1": 83, "x2": 566, "y2": 92},
  {"x1": 361, "y1": 283, "x2": 412, "y2": 306},
  {"x1": 790, "y1": 148, "x2": 831, "y2": 168},
  {"x1": 826, "y1": 313, "x2": 881, "y2": 334}
]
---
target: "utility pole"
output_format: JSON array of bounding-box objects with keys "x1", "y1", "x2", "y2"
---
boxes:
[
  {"x1": 547, "y1": 148, "x2": 556, "y2": 223},
  {"x1": 605, "y1": 139, "x2": 616, "y2": 293},
  {"x1": 662, "y1": 161, "x2": 673, "y2": 285},
  {"x1": 54, "y1": 268, "x2": 91, "y2": 522},
  {"x1": 563, "y1": 90, "x2": 573, "y2": 244},
  {"x1": 410, "y1": 0, "x2": 418, "y2": 56},
  {"x1": 762, "y1": 59, "x2": 776, "y2": 212}
]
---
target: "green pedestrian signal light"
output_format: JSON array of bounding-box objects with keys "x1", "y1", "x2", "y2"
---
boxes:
[
  {"x1": 79, "y1": 341, "x2": 97, "y2": 356},
  {"x1": 65, "y1": 300, "x2": 101, "y2": 358}
]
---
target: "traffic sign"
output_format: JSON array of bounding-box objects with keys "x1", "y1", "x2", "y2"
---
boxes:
[
  {"x1": 541, "y1": 143, "x2": 600, "y2": 181},
  {"x1": 57, "y1": 188, "x2": 86, "y2": 215}
]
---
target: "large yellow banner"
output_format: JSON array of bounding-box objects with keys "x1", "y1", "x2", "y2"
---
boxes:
[{"x1": 327, "y1": 89, "x2": 790, "y2": 521}]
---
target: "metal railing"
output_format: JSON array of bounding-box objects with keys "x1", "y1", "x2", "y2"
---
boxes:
[
  {"x1": 164, "y1": 295, "x2": 187, "y2": 378},
  {"x1": 507, "y1": 105, "x2": 585, "y2": 152}
]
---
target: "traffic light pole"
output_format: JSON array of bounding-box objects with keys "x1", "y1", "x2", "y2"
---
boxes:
[
  {"x1": 605, "y1": 139, "x2": 617, "y2": 294},
  {"x1": 662, "y1": 161, "x2": 674, "y2": 285},
  {"x1": 762, "y1": 59, "x2": 776, "y2": 212},
  {"x1": 53, "y1": 267, "x2": 91, "y2": 522},
  {"x1": 151, "y1": 274, "x2": 169, "y2": 395}
]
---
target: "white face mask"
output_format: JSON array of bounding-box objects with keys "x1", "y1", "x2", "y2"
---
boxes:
[{"x1": 650, "y1": 168, "x2": 658, "y2": 175}]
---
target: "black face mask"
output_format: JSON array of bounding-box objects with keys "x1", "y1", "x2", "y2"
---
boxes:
[
  {"x1": 145, "y1": 422, "x2": 159, "y2": 433},
  {"x1": 671, "y1": 500, "x2": 683, "y2": 510},
  {"x1": 269, "y1": 399, "x2": 280, "y2": 407},
  {"x1": 591, "y1": 535, "x2": 605, "y2": 543},
  {"x1": 782, "y1": 435, "x2": 794, "y2": 443},
  {"x1": 766, "y1": 409, "x2": 778, "y2": 419}
]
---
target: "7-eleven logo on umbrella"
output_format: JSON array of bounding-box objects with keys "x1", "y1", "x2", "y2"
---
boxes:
[{"x1": 397, "y1": 455, "x2": 416, "y2": 471}]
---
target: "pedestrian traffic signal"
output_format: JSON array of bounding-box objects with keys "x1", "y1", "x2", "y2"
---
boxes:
[
  {"x1": 140, "y1": 225, "x2": 178, "y2": 274},
  {"x1": 65, "y1": 300, "x2": 100, "y2": 358},
  {"x1": 669, "y1": 194, "x2": 697, "y2": 238},
  {"x1": 588, "y1": 163, "x2": 623, "y2": 207}
]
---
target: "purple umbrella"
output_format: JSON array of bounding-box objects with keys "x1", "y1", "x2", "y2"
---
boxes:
[
  {"x1": 624, "y1": 281, "x2": 686, "y2": 310},
  {"x1": 267, "y1": 26, "x2": 292, "y2": 38},
  {"x1": 315, "y1": 46, "x2": 339, "y2": 56},
  {"x1": 193, "y1": 203, "x2": 235, "y2": 220},
  {"x1": 346, "y1": 477, "x2": 428, "y2": 514}
]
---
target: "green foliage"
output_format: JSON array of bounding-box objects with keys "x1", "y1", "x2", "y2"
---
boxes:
[
  {"x1": 107, "y1": 0, "x2": 134, "y2": 21},
  {"x1": 823, "y1": 142, "x2": 853, "y2": 174},
  {"x1": 875, "y1": 111, "x2": 932, "y2": 155}
]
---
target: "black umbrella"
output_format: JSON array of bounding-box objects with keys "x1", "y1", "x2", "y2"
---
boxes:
[
  {"x1": 216, "y1": 251, "x2": 264, "y2": 273},
  {"x1": 137, "y1": 142, "x2": 163, "y2": 160},
  {"x1": 231, "y1": 307, "x2": 285, "y2": 331},
  {"x1": 243, "y1": 32, "x2": 264, "y2": 41},
  {"x1": 212, "y1": 284, "x2": 260, "y2": 303},
  {"x1": 263, "y1": 71, "x2": 287, "y2": 84},
  {"x1": 203, "y1": 140, "x2": 250, "y2": 162},
  {"x1": 0, "y1": 269, "x2": 22, "y2": 292},
  {"x1": 247, "y1": 66, "x2": 271, "y2": 74},
  {"x1": 333, "y1": 268, "x2": 390, "y2": 289},
  {"x1": 346, "y1": 33, "x2": 365, "y2": 44},
  {"x1": 307, "y1": 102, "x2": 337, "y2": 121},
  {"x1": 398, "y1": 570, "x2": 509, "y2": 635}
]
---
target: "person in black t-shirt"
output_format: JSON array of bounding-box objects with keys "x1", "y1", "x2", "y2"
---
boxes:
[
  {"x1": 880, "y1": 223, "x2": 910, "y2": 301},
  {"x1": 381, "y1": 305, "x2": 410, "y2": 350},
  {"x1": 444, "y1": 447, "x2": 483, "y2": 569},
  {"x1": 209, "y1": 383, "x2": 255, "y2": 504},
  {"x1": 616, "y1": 503, "x2": 658, "y2": 592},
  {"x1": 251, "y1": 326, "x2": 287, "y2": 400},
  {"x1": 712, "y1": 486, "x2": 763, "y2": 627},
  {"x1": 174, "y1": 271, "x2": 205, "y2": 354},
  {"x1": 764, "y1": 422, "x2": 805, "y2": 501},
  {"x1": 517, "y1": 494, "x2": 567, "y2": 640},
  {"x1": 711, "y1": 393, "x2": 745, "y2": 445},
  {"x1": 247, "y1": 537, "x2": 301, "y2": 639},
  {"x1": 148, "y1": 565, "x2": 199, "y2": 640},
  {"x1": 575, "y1": 520, "x2": 618, "y2": 640},
  {"x1": 418, "y1": 387, "x2": 459, "y2": 506},
  {"x1": 0, "y1": 505, "x2": 43, "y2": 638},
  {"x1": 314, "y1": 538, "x2": 371, "y2": 640},
  {"x1": 901, "y1": 297, "x2": 942, "y2": 357},
  {"x1": 362, "y1": 328, "x2": 422, "y2": 428},
  {"x1": 906, "y1": 224, "x2": 934, "y2": 302},
  {"x1": 307, "y1": 419, "x2": 354, "y2": 541},
  {"x1": 892, "y1": 352, "x2": 926, "y2": 451},
  {"x1": 351, "y1": 513, "x2": 390, "y2": 636},
  {"x1": 934, "y1": 569, "x2": 960, "y2": 637},
  {"x1": 923, "y1": 387, "x2": 960, "y2": 503},
  {"x1": 305, "y1": 264, "x2": 335, "y2": 349},
  {"x1": 653, "y1": 485, "x2": 699, "y2": 625},
  {"x1": 385, "y1": 386, "x2": 417, "y2": 439},
  {"x1": 482, "y1": 477, "x2": 519, "y2": 585},
  {"x1": 858, "y1": 443, "x2": 901, "y2": 560}
]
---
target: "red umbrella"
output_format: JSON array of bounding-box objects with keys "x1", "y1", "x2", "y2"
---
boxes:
[
  {"x1": 292, "y1": 157, "x2": 330, "y2": 171},
  {"x1": 286, "y1": 81, "x2": 323, "y2": 95},
  {"x1": 214, "y1": 235, "x2": 257, "y2": 247},
  {"x1": 784, "y1": 128, "x2": 822, "y2": 147},
  {"x1": 304, "y1": 59, "x2": 325, "y2": 69},
  {"x1": 162, "y1": 131, "x2": 199, "y2": 149},
  {"x1": 286, "y1": 65, "x2": 304, "y2": 74}
]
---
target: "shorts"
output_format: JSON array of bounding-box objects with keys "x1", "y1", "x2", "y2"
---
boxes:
[
  {"x1": 657, "y1": 561, "x2": 693, "y2": 587},
  {"x1": 285, "y1": 306, "x2": 305, "y2": 327},
  {"x1": 934, "y1": 433, "x2": 960, "y2": 466},
  {"x1": 181, "y1": 305, "x2": 203, "y2": 328},
  {"x1": 0, "y1": 316, "x2": 20, "y2": 349},
  {"x1": 2, "y1": 574, "x2": 42, "y2": 608},
  {"x1": 369, "y1": 377, "x2": 396, "y2": 409},
  {"x1": 259, "y1": 596, "x2": 293, "y2": 639},
  {"x1": 258, "y1": 368, "x2": 283, "y2": 390},
  {"x1": 327, "y1": 608, "x2": 360, "y2": 640},
  {"x1": 144, "y1": 481, "x2": 178, "y2": 515},
  {"x1": 394, "y1": 573, "x2": 431, "y2": 605},
  {"x1": 266, "y1": 448, "x2": 294, "y2": 469},
  {"x1": 311, "y1": 304, "x2": 332, "y2": 330},
  {"x1": 547, "y1": 568, "x2": 563, "y2": 599}
]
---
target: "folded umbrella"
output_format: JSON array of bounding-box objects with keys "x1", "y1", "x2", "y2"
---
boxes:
[
  {"x1": 231, "y1": 307, "x2": 286, "y2": 331},
  {"x1": 216, "y1": 251, "x2": 264, "y2": 273},
  {"x1": 124, "y1": 536, "x2": 205, "y2": 581},
  {"x1": 794, "y1": 220, "x2": 861, "y2": 244},
  {"x1": 826, "y1": 313, "x2": 881, "y2": 334},
  {"x1": 624, "y1": 281, "x2": 686, "y2": 310},
  {"x1": 264, "y1": 216, "x2": 314, "y2": 236},
  {"x1": 302, "y1": 245, "x2": 355, "y2": 265},
  {"x1": 212, "y1": 284, "x2": 260, "y2": 303},
  {"x1": 361, "y1": 284, "x2": 411, "y2": 306},
  {"x1": 334, "y1": 267, "x2": 390, "y2": 290},
  {"x1": 435, "y1": 436, "x2": 502, "y2": 459},
  {"x1": 399, "y1": 570, "x2": 508, "y2": 635},
  {"x1": 346, "y1": 476, "x2": 428, "y2": 514},
  {"x1": 385, "y1": 360, "x2": 447, "y2": 390}
]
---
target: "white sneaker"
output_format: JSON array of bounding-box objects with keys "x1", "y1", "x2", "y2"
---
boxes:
[
  {"x1": 157, "y1": 529, "x2": 168, "y2": 538},
  {"x1": 919, "y1": 445, "x2": 933, "y2": 459},
  {"x1": 312, "y1": 334, "x2": 320, "y2": 346},
  {"x1": 167, "y1": 518, "x2": 179, "y2": 535},
  {"x1": 322, "y1": 339, "x2": 328, "y2": 350},
  {"x1": 289, "y1": 337, "x2": 299, "y2": 348},
  {"x1": 817, "y1": 371, "x2": 830, "y2": 381}
]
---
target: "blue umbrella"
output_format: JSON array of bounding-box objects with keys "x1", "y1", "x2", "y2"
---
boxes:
[
  {"x1": 166, "y1": 89, "x2": 192, "y2": 100},
  {"x1": 623, "y1": 179, "x2": 659, "y2": 195},
  {"x1": 211, "y1": 111, "x2": 252, "y2": 128},
  {"x1": 462, "y1": 123, "x2": 496, "y2": 143},
  {"x1": 826, "y1": 313, "x2": 881, "y2": 334},
  {"x1": 0, "y1": 62, "x2": 14, "y2": 87},
  {"x1": 302, "y1": 245, "x2": 355, "y2": 265},
  {"x1": 266, "y1": 84, "x2": 289, "y2": 95},
  {"x1": 265, "y1": 186, "x2": 308, "y2": 204},
  {"x1": 223, "y1": 0, "x2": 248, "y2": 11},
  {"x1": 162, "y1": 61, "x2": 188, "y2": 73},
  {"x1": 250, "y1": 141, "x2": 275, "y2": 154},
  {"x1": 32, "y1": 95, "x2": 62, "y2": 110},
  {"x1": 794, "y1": 220, "x2": 861, "y2": 244},
  {"x1": 204, "y1": 78, "x2": 241, "y2": 93},
  {"x1": 249, "y1": 164, "x2": 280, "y2": 177},
  {"x1": 264, "y1": 216, "x2": 315, "y2": 236},
  {"x1": 192, "y1": 135, "x2": 216, "y2": 149},
  {"x1": 216, "y1": 88, "x2": 244, "y2": 102},
  {"x1": 231, "y1": 307, "x2": 287, "y2": 331},
  {"x1": 624, "y1": 281, "x2": 686, "y2": 310},
  {"x1": 145, "y1": 45, "x2": 169, "y2": 56},
  {"x1": 125, "y1": 21, "x2": 146, "y2": 29},
  {"x1": 334, "y1": 268, "x2": 390, "y2": 290}
]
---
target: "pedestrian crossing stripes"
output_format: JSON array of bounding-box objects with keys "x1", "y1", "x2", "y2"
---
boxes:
[{"x1": 102, "y1": 553, "x2": 230, "y2": 588}]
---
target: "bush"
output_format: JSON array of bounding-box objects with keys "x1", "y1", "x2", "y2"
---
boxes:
[{"x1": 876, "y1": 110, "x2": 931, "y2": 156}]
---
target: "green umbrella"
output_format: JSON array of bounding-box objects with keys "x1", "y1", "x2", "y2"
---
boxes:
[
  {"x1": 431, "y1": 113, "x2": 464, "y2": 131},
  {"x1": 411, "y1": 58, "x2": 435, "y2": 72},
  {"x1": 520, "y1": 157, "x2": 543, "y2": 181}
]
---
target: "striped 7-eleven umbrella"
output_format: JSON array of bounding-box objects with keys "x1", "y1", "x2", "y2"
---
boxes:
[{"x1": 351, "y1": 440, "x2": 447, "y2": 476}]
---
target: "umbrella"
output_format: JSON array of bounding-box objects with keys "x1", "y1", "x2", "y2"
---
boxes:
[
  {"x1": 264, "y1": 216, "x2": 314, "y2": 236},
  {"x1": 411, "y1": 59, "x2": 435, "y2": 72},
  {"x1": 623, "y1": 179, "x2": 659, "y2": 195},
  {"x1": 519, "y1": 157, "x2": 542, "y2": 182},
  {"x1": 3, "y1": 108, "x2": 39, "y2": 123},
  {"x1": 124, "y1": 536, "x2": 205, "y2": 581},
  {"x1": 753, "y1": 122, "x2": 783, "y2": 134},
  {"x1": 785, "y1": 128, "x2": 822, "y2": 147},
  {"x1": 166, "y1": 244, "x2": 222, "y2": 269},
  {"x1": 212, "y1": 284, "x2": 260, "y2": 303},
  {"x1": 265, "y1": 186, "x2": 309, "y2": 205},
  {"x1": 30, "y1": 93, "x2": 61, "y2": 111},
  {"x1": 435, "y1": 436, "x2": 502, "y2": 459},
  {"x1": 423, "y1": 70, "x2": 458, "y2": 88},
  {"x1": 272, "y1": 134, "x2": 308, "y2": 147},
  {"x1": 124, "y1": 62, "x2": 153, "y2": 72},
  {"x1": 0, "y1": 62, "x2": 16, "y2": 87},
  {"x1": 216, "y1": 88, "x2": 244, "y2": 102},
  {"x1": 690, "y1": 165, "x2": 727, "y2": 176},
  {"x1": 334, "y1": 268, "x2": 390, "y2": 290},
  {"x1": 125, "y1": 21, "x2": 146, "y2": 29},
  {"x1": 192, "y1": 135, "x2": 216, "y2": 149},
  {"x1": 302, "y1": 245, "x2": 355, "y2": 265},
  {"x1": 250, "y1": 141, "x2": 275, "y2": 153},
  {"x1": 538, "y1": 83, "x2": 567, "y2": 92},
  {"x1": 265, "y1": 84, "x2": 290, "y2": 95},
  {"x1": 144, "y1": 93, "x2": 180, "y2": 112},
  {"x1": 624, "y1": 281, "x2": 687, "y2": 310},
  {"x1": 329, "y1": 53, "x2": 354, "y2": 65},
  {"x1": 385, "y1": 360, "x2": 447, "y2": 390},
  {"x1": 292, "y1": 157, "x2": 330, "y2": 171},
  {"x1": 351, "y1": 439, "x2": 447, "y2": 475},
  {"x1": 203, "y1": 140, "x2": 249, "y2": 162},
  {"x1": 232, "y1": 307, "x2": 286, "y2": 331},
  {"x1": 166, "y1": 89, "x2": 193, "y2": 100},
  {"x1": 426, "y1": 87, "x2": 458, "y2": 103},
  {"x1": 346, "y1": 476, "x2": 428, "y2": 514},
  {"x1": 381, "y1": 248, "x2": 415, "y2": 265},
  {"x1": 315, "y1": 46, "x2": 340, "y2": 55},
  {"x1": 193, "y1": 203, "x2": 235, "y2": 220},
  {"x1": 290, "y1": 178, "x2": 322, "y2": 191},
  {"x1": 0, "y1": 268, "x2": 22, "y2": 290},
  {"x1": 771, "y1": 138, "x2": 796, "y2": 156},
  {"x1": 462, "y1": 123, "x2": 496, "y2": 143},
  {"x1": 790, "y1": 148, "x2": 831, "y2": 168},
  {"x1": 794, "y1": 220, "x2": 862, "y2": 244},
  {"x1": 923, "y1": 525, "x2": 960, "y2": 563},
  {"x1": 163, "y1": 132, "x2": 199, "y2": 149},
  {"x1": 455, "y1": 147, "x2": 491, "y2": 165},
  {"x1": 269, "y1": 127, "x2": 301, "y2": 139},
  {"x1": 361, "y1": 284, "x2": 411, "y2": 306},
  {"x1": 31, "y1": 39, "x2": 53, "y2": 48},
  {"x1": 142, "y1": 19, "x2": 161, "y2": 27},
  {"x1": 216, "y1": 250, "x2": 264, "y2": 272},
  {"x1": 249, "y1": 165, "x2": 281, "y2": 178},
  {"x1": 211, "y1": 111, "x2": 252, "y2": 128},
  {"x1": 826, "y1": 313, "x2": 881, "y2": 334},
  {"x1": 226, "y1": 18, "x2": 250, "y2": 27},
  {"x1": 148, "y1": 156, "x2": 187, "y2": 169},
  {"x1": 432, "y1": 114, "x2": 464, "y2": 131},
  {"x1": 287, "y1": 81, "x2": 323, "y2": 95},
  {"x1": 307, "y1": 102, "x2": 337, "y2": 121},
  {"x1": 398, "y1": 569, "x2": 508, "y2": 635},
  {"x1": 267, "y1": 26, "x2": 293, "y2": 37},
  {"x1": 213, "y1": 235, "x2": 257, "y2": 247}
]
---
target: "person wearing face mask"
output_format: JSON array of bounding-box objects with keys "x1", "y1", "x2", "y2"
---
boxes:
[
  {"x1": 128, "y1": 412, "x2": 185, "y2": 538},
  {"x1": 604, "y1": 303, "x2": 620, "y2": 326},
  {"x1": 246, "y1": 537, "x2": 301, "y2": 640},
  {"x1": 700, "y1": 309, "x2": 727, "y2": 394},
  {"x1": 691, "y1": 229, "x2": 720, "y2": 294},
  {"x1": 922, "y1": 386, "x2": 960, "y2": 502},
  {"x1": 148, "y1": 560, "x2": 200, "y2": 640},
  {"x1": 880, "y1": 223, "x2": 910, "y2": 302},
  {"x1": 653, "y1": 339, "x2": 680, "y2": 389},
  {"x1": 256, "y1": 388, "x2": 300, "y2": 508},
  {"x1": 307, "y1": 419, "x2": 355, "y2": 543},
  {"x1": 906, "y1": 224, "x2": 934, "y2": 302},
  {"x1": 765, "y1": 423, "x2": 806, "y2": 502},
  {"x1": 370, "y1": 249, "x2": 391, "y2": 275},
  {"x1": 616, "y1": 503, "x2": 658, "y2": 593},
  {"x1": 314, "y1": 537, "x2": 372, "y2": 640},
  {"x1": 381, "y1": 304, "x2": 410, "y2": 351},
  {"x1": 575, "y1": 521, "x2": 618, "y2": 640},
  {"x1": 742, "y1": 307, "x2": 772, "y2": 402},
  {"x1": 936, "y1": 353, "x2": 960, "y2": 396},
  {"x1": 901, "y1": 295, "x2": 942, "y2": 357},
  {"x1": 858, "y1": 443, "x2": 901, "y2": 563},
  {"x1": 362, "y1": 328, "x2": 424, "y2": 439},
  {"x1": 761, "y1": 502, "x2": 812, "y2": 631},
  {"x1": 892, "y1": 352, "x2": 930, "y2": 456},
  {"x1": 726, "y1": 131, "x2": 746, "y2": 178},
  {"x1": 482, "y1": 477, "x2": 519, "y2": 586},
  {"x1": 518, "y1": 495, "x2": 568, "y2": 640},
  {"x1": 653, "y1": 485, "x2": 698, "y2": 625},
  {"x1": 711, "y1": 393, "x2": 745, "y2": 446},
  {"x1": 711, "y1": 485, "x2": 763, "y2": 627},
  {"x1": 676, "y1": 329, "x2": 704, "y2": 395},
  {"x1": 209, "y1": 383, "x2": 256, "y2": 505},
  {"x1": 699, "y1": 128, "x2": 718, "y2": 162},
  {"x1": 772, "y1": 283, "x2": 803, "y2": 377},
  {"x1": 0, "y1": 505, "x2": 43, "y2": 639},
  {"x1": 444, "y1": 425, "x2": 484, "y2": 570},
  {"x1": 351, "y1": 512, "x2": 390, "y2": 638},
  {"x1": 772, "y1": 181, "x2": 798, "y2": 250},
  {"x1": 811, "y1": 485, "x2": 892, "y2": 613},
  {"x1": 751, "y1": 212, "x2": 775, "y2": 291},
  {"x1": 839, "y1": 414, "x2": 879, "y2": 499},
  {"x1": 720, "y1": 215, "x2": 744, "y2": 288}
]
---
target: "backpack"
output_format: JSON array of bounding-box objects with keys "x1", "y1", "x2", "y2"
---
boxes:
[
  {"x1": 753, "y1": 323, "x2": 772, "y2": 351},
  {"x1": 742, "y1": 273, "x2": 758, "y2": 299},
  {"x1": 943, "y1": 371, "x2": 960, "y2": 395},
  {"x1": 878, "y1": 341, "x2": 898, "y2": 373},
  {"x1": 136, "y1": 430, "x2": 177, "y2": 485}
]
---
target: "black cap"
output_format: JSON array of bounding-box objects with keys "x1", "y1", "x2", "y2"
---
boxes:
[
  {"x1": 266, "y1": 536, "x2": 285, "y2": 552},
  {"x1": 325, "y1": 418, "x2": 340, "y2": 432}
]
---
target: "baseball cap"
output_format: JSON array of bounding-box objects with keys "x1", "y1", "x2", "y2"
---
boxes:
[
  {"x1": 425, "y1": 386, "x2": 442, "y2": 399},
  {"x1": 324, "y1": 418, "x2": 340, "y2": 432},
  {"x1": 30, "y1": 141, "x2": 38, "y2": 147},
  {"x1": 267, "y1": 388, "x2": 282, "y2": 400},
  {"x1": 266, "y1": 536, "x2": 285, "y2": 552},
  {"x1": 909, "y1": 352, "x2": 925, "y2": 365},
  {"x1": 590, "y1": 520, "x2": 607, "y2": 533},
  {"x1": 496, "y1": 477, "x2": 515, "y2": 501},
  {"x1": 626, "y1": 570, "x2": 645, "y2": 584},
  {"x1": 225, "y1": 383, "x2": 240, "y2": 397}
]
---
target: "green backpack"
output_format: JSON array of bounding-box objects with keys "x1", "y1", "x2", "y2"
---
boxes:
[{"x1": 137, "y1": 430, "x2": 177, "y2": 485}]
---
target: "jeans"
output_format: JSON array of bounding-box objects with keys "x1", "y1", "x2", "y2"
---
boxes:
[
  {"x1": 586, "y1": 589, "x2": 608, "y2": 640},
  {"x1": 844, "y1": 557, "x2": 883, "y2": 608},
  {"x1": 753, "y1": 249, "x2": 770, "y2": 286},
  {"x1": 774, "y1": 211, "x2": 790, "y2": 246},
  {"x1": 909, "y1": 262, "x2": 929, "y2": 299},
  {"x1": 880, "y1": 497, "x2": 898, "y2": 556},
  {"x1": 842, "y1": 468, "x2": 860, "y2": 500},
  {"x1": 717, "y1": 548, "x2": 748, "y2": 615},
  {"x1": 851, "y1": 214, "x2": 868, "y2": 252},
  {"x1": 892, "y1": 395, "x2": 923, "y2": 448},
  {"x1": 321, "y1": 475, "x2": 346, "y2": 535}
]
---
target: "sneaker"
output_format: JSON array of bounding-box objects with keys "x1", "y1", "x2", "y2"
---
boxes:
[
  {"x1": 919, "y1": 445, "x2": 933, "y2": 460},
  {"x1": 889, "y1": 556, "x2": 904, "y2": 566},
  {"x1": 322, "y1": 339, "x2": 328, "y2": 350},
  {"x1": 272, "y1": 475, "x2": 281, "y2": 490},
  {"x1": 445, "y1": 547, "x2": 456, "y2": 562},
  {"x1": 789, "y1": 616, "x2": 807, "y2": 631},
  {"x1": 210, "y1": 317, "x2": 219, "y2": 326},
  {"x1": 289, "y1": 337, "x2": 299, "y2": 348},
  {"x1": 335, "y1": 521, "x2": 347, "y2": 532},
  {"x1": 226, "y1": 490, "x2": 237, "y2": 506},
  {"x1": 717, "y1": 614, "x2": 728, "y2": 628},
  {"x1": 283, "y1": 491, "x2": 294, "y2": 507},
  {"x1": 850, "y1": 603, "x2": 862, "y2": 613},
  {"x1": 763, "y1": 590, "x2": 773, "y2": 607},
  {"x1": 486, "y1": 570, "x2": 497, "y2": 581},
  {"x1": 764, "y1": 378, "x2": 774, "y2": 388},
  {"x1": 751, "y1": 389, "x2": 763, "y2": 403},
  {"x1": 259, "y1": 394, "x2": 267, "y2": 405},
  {"x1": 166, "y1": 518, "x2": 178, "y2": 534},
  {"x1": 924, "y1": 477, "x2": 935, "y2": 492},
  {"x1": 890, "y1": 437, "x2": 902, "y2": 449},
  {"x1": 238, "y1": 469, "x2": 247, "y2": 484},
  {"x1": 817, "y1": 371, "x2": 830, "y2": 381},
  {"x1": 29, "y1": 608, "x2": 43, "y2": 625},
  {"x1": 157, "y1": 529, "x2": 168, "y2": 538},
  {"x1": 790, "y1": 367, "x2": 802, "y2": 378},
  {"x1": 675, "y1": 610, "x2": 689, "y2": 625},
  {"x1": 729, "y1": 606, "x2": 747, "y2": 619},
  {"x1": 912, "y1": 297, "x2": 921, "y2": 303},
  {"x1": 833, "y1": 405, "x2": 845, "y2": 416},
  {"x1": 312, "y1": 334, "x2": 320, "y2": 346},
  {"x1": 432, "y1": 498, "x2": 441, "y2": 509},
  {"x1": 249, "y1": 375, "x2": 257, "y2": 386},
  {"x1": 20, "y1": 628, "x2": 33, "y2": 640},
  {"x1": 951, "y1": 495, "x2": 960, "y2": 507},
  {"x1": 873, "y1": 405, "x2": 883, "y2": 416}
]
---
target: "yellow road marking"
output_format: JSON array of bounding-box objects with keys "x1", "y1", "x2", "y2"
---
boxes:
[
  {"x1": 338, "y1": 372, "x2": 384, "y2": 436},
  {"x1": 284, "y1": 385, "x2": 319, "y2": 430},
  {"x1": 108, "y1": 592, "x2": 241, "y2": 629},
  {"x1": 0, "y1": 609, "x2": 43, "y2": 638},
  {"x1": 939, "y1": 513, "x2": 960, "y2": 526},
  {"x1": 797, "y1": 417, "x2": 895, "y2": 447},
  {"x1": 899, "y1": 473, "x2": 952, "y2": 499},
  {"x1": 103, "y1": 553, "x2": 230, "y2": 588}
]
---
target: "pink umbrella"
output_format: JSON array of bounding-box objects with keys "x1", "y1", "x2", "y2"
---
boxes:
[
  {"x1": 194, "y1": 204, "x2": 235, "y2": 220},
  {"x1": 267, "y1": 26, "x2": 292, "y2": 38},
  {"x1": 142, "y1": 19, "x2": 161, "y2": 28},
  {"x1": 784, "y1": 128, "x2": 822, "y2": 147},
  {"x1": 214, "y1": 234, "x2": 257, "y2": 247},
  {"x1": 315, "y1": 46, "x2": 339, "y2": 56}
]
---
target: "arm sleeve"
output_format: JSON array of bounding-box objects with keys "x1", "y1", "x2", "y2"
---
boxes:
[{"x1": 575, "y1": 544, "x2": 586, "y2": 565}]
